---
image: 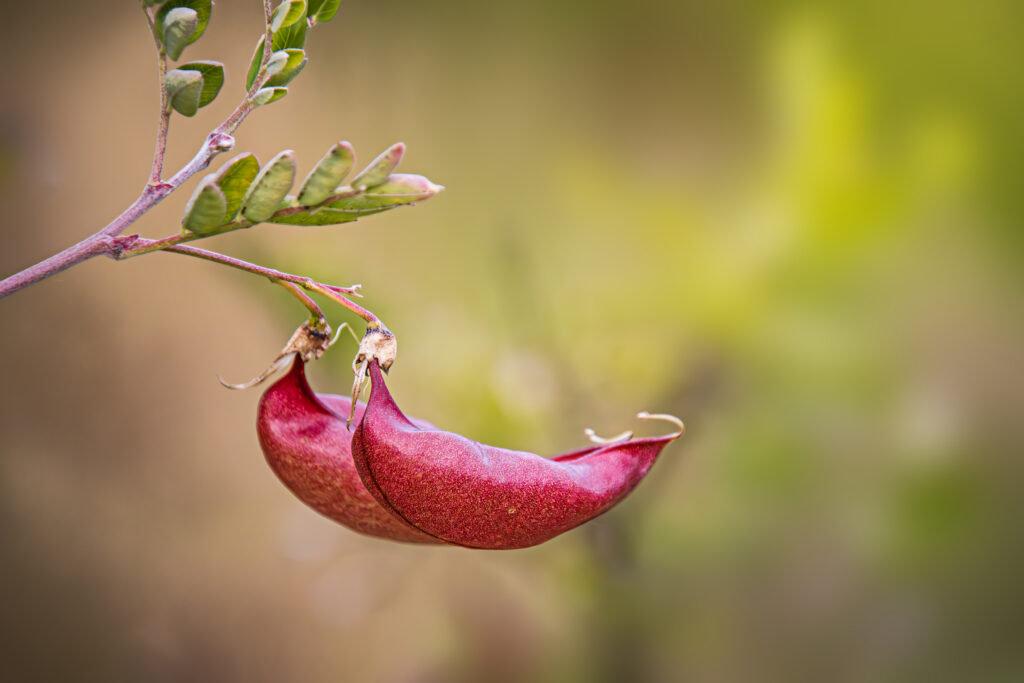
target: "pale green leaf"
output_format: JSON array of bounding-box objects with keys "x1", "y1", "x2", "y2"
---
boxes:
[
  {"x1": 350, "y1": 143, "x2": 405, "y2": 190},
  {"x1": 297, "y1": 141, "x2": 355, "y2": 206},
  {"x1": 213, "y1": 153, "x2": 260, "y2": 221},
  {"x1": 272, "y1": 8, "x2": 307, "y2": 50},
  {"x1": 165, "y1": 69, "x2": 203, "y2": 117},
  {"x1": 328, "y1": 173, "x2": 443, "y2": 211},
  {"x1": 162, "y1": 7, "x2": 198, "y2": 61},
  {"x1": 241, "y1": 151, "x2": 296, "y2": 222},
  {"x1": 182, "y1": 177, "x2": 228, "y2": 235},
  {"x1": 308, "y1": 0, "x2": 340, "y2": 24},
  {"x1": 247, "y1": 17, "x2": 306, "y2": 91},
  {"x1": 245, "y1": 37, "x2": 263, "y2": 91},
  {"x1": 269, "y1": 173, "x2": 442, "y2": 226},
  {"x1": 265, "y1": 50, "x2": 290, "y2": 77},
  {"x1": 177, "y1": 60, "x2": 224, "y2": 108},
  {"x1": 268, "y1": 199, "x2": 379, "y2": 226},
  {"x1": 265, "y1": 49, "x2": 306, "y2": 87},
  {"x1": 271, "y1": 0, "x2": 307, "y2": 33},
  {"x1": 155, "y1": 0, "x2": 212, "y2": 49},
  {"x1": 252, "y1": 86, "x2": 288, "y2": 107}
]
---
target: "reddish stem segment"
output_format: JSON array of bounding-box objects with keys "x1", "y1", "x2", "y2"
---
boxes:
[
  {"x1": 148, "y1": 243, "x2": 374, "y2": 323},
  {"x1": 0, "y1": 0, "x2": 279, "y2": 301},
  {"x1": 277, "y1": 281, "x2": 325, "y2": 320},
  {"x1": 141, "y1": 3, "x2": 171, "y2": 185},
  {"x1": 157, "y1": 244, "x2": 359, "y2": 296}
]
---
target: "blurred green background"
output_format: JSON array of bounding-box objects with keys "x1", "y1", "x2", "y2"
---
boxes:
[{"x1": 1, "y1": 1, "x2": 1022, "y2": 681}]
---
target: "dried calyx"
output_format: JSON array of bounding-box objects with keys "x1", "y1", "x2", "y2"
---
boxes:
[
  {"x1": 347, "y1": 322, "x2": 397, "y2": 428},
  {"x1": 220, "y1": 318, "x2": 334, "y2": 390}
]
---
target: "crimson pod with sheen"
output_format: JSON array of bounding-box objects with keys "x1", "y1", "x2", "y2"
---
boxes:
[
  {"x1": 257, "y1": 357, "x2": 441, "y2": 544},
  {"x1": 352, "y1": 360, "x2": 684, "y2": 549}
]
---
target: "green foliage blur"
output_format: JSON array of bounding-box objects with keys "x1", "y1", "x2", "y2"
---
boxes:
[{"x1": 0, "y1": 1, "x2": 1021, "y2": 681}]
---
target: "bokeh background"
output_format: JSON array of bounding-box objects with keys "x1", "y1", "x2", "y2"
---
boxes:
[{"x1": 1, "y1": 1, "x2": 1022, "y2": 681}]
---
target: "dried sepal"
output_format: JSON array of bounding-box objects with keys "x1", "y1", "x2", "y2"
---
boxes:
[
  {"x1": 220, "y1": 319, "x2": 333, "y2": 390},
  {"x1": 347, "y1": 323, "x2": 397, "y2": 428}
]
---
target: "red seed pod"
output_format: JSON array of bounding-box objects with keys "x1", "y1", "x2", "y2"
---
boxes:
[
  {"x1": 257, "y1": 356, "x2": 441, "y2": 544},
  {"x1": 352, "y1": 360, "x2": 684, "y2": 549}
]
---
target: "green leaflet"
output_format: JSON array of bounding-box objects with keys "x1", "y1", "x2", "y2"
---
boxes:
[
  {"x1": 241, "y1": 151, "x2": 297, "y2": 222},
  {"x1": 267, "y1": 202, "x2": 384, "y2": 226},
  {"x1": 165, "y1": 68, "x2": 203, "y2": 116},
  {"x1": 161, "y1": 8, "x2": 198, "y2": 61},
  {"x1": 246, "y1": 5, "x2": 308, "y2": 90},
  {"x1": 350, "y1": 143, "x2": 405, "y2": 190},
  {"x1": 308, "y1": 0, "x2": 341, "y2": 24},
  {"x1": 297, "y1": 142, "x2": 355, "y2": 206},
  {"x1": 182, "y1": 177, "x2": 228, "y2": 235},
  {"x1": 213, "y1": 153, "x2": 260, "y2": 222},
  {"x1": 155, "y1": 0, "x2": 212, "y2": 51},
  {"x1": 271, "y1": 0, "x2": 307, "y2": 33},
  {"x1": 265, "y1": 49, "x2": 307, "y2": 88},
  {"x1": 269, "y1": 173, "x2": 443, "y2": 226},
  {"x1": 176, "y1": 61, "x2": 224, "y2": 108},
  {"x1": 252, "y1": 86, "x2": 288, "y2": 107}
]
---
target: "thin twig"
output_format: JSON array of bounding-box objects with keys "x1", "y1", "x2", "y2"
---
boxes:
[
  {"x1": 277, "y1": 280, "x2": 325, "y2": 319},
  {"x1": 220, "y1": 0, "x2": 275, "y2": 133},
  {"x1": 160, "y1": 244, "x2": 357, "y2": 294},
  {"x1": 158, "y1": 244, "x2": 377, "y2": 323},
  {"x1": 0, "y1": 0, "x2": 314, "y2": 299},
  {"x1": 142, "y1": 4, "x2": 171, "y2": 184},
  {"x1": 305, "y1": 281, "x2": 380, "y2": 324}
]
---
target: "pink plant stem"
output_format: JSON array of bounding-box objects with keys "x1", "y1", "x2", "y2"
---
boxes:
[
  {"x1": 0, "y1": 0, "x2": 277, "y2": 301},
  {"x1": 156, "y1": 244, "x2": 370, "y2": 322},
  {"x1": 277, "y1": 281, "x2": 326, "y2": 320},
  {"x1": 305, "y1": 282, "x2": 379, "y2": 324},
  {"x1": 161, "y1": 243, "x2": 323, "y2": 288},
  {"x1": 140, "y1": 3, "x2": 171, "y2": 185},
  {"x1": 0, "y1": 134, "x2": 226, "y2": 299}
]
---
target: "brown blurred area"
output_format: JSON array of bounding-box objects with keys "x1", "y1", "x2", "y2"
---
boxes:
[{"x1": 1, "y1": 1, "x2": 1023, "y2": 681}]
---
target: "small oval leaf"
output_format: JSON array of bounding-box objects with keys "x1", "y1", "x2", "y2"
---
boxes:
[
  {"x1": 265, "y1": 49, "x2": 307, "y2": 87},
  {"x1": 362, "y1": 173, "x2": 445, "y2": 202},
  {"x1": 350, "y1": 143, "x2": 405, "y2": 190},
  {"x1": 165, "y1": 68, "x2": 204, "y2": 117},
  {"x1": 308, "y1": 0, "x2": 341, "y2": 24},
  {"x1": 272, "y1": 8, "x2": 307, "y2": 50},
  {"x1": 242, "y1": 151, "x2": 297, "y2": 222},
  {"x1": 269, "y1": 174, "x2": 443, "y2": 226},
  {"x1": 265, "y1": 50, "x2": 290, "y2": 77},
  {"x1": 297, "y1": 141, "x2": 355, "y2": 206},
  {"x1": 329, "y1": 174, "x2": 443, "y2": 211},
  {"x1": 155, "y1": 0, "x2": 212, "y2": 49},
  {"x1": 247, "y1": 25, "x2": 306, "y2": 91},
  {"x1": 213, "y1": 153, "x2": 260, "y2": 222},
  {"x1": 162, "y1": 7, "x2": 198, "y2": 61},
  {"x1": 271, "y1": 0, "x2": 307, "y2": 33},
  {"x1": 245, "y1": 36, "x2": 266, "y2": 91},
  {"x1": 183, "y1": 177, "x2": 228, "y2": 235},
  {"x1": 269, "y1": 209, "x2": 368, "y2": 227},
  {"x1": 177, "y1": 60, "x2": 224, "y2": 108},
  {"x1": 252, "y1": 86, "x2": 289, "y2": 107}
]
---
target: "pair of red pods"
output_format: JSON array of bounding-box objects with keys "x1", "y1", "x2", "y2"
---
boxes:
[{"x1": 256, "y1": 327, "x2": 684, "y2": 549}]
